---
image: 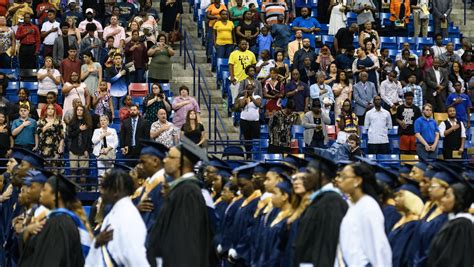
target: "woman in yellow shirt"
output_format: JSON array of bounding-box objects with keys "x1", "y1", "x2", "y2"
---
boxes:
[{"x1": 213, "y1": 10, "x2": 235, "y2": 58}]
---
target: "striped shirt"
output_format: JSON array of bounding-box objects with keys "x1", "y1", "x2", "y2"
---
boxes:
[{"x1": 262, "y1": 1, "x2": 287, "y2": 25}]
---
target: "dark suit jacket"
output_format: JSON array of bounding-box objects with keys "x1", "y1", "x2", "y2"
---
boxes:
[
  {"x1": 120, "y1": 116, "x2": 150, "y2": 150},
  {"x1": 298, "y1": 67, "x2": 317, "y2": 86},
  {"x1": 53, "y1": 35, "x2": 77, "y2": 67},
  {"x1": 424, "y1": 67, "x2": 449, "y2": 98}
]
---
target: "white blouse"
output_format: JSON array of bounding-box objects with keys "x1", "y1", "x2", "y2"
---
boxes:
[{"x1": 92, "y1": 127, "x2": 119, "y2": 156}]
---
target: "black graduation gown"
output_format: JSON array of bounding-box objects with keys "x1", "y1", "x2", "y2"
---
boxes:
[
  {"x1": 20, "y1": 214, "x2": 84, "y2": 267},
  {"x1": 147, "y1": 178, "x2": 212, "y2": 267},
  {"x1": 427, "y1": 217, "x2": 474, "y2": 267},
  {"x1": 293, "y1": 191, "x2": 349, "y2": 267}
]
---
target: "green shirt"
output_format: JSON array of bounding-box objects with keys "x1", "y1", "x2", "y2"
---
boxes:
[{"x1": 229, "y1": 6, "x2": 248, "y2": 26}]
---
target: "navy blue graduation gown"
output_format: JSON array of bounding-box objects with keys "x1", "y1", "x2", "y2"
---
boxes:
[
  {"x1": 259, "y1": 216, "x2": 289, "y2": 267},
  {"x1": 388, "y1": 220, "x2": 420, "y2": 267},
  {"x1": 141, "y1": 183, "x2": 164, "y2": 234},
  {"x1": 213, "y1": 199, "x2": 228, "y2": 248},
  {"x1": 220, "y1": 198, "x2": 244, "y2": 254},
  {"x1": 282, "y1": 218, "x2": 300, "y2": 267},
  {"x1": 383, "y1": 204, "x2": 402, "y2": 235},
  {"x1": 412, "y1": 213, "x2": 448, "y2": 267},
  {"x1": 251, "y1": 207, "x2": 279, "y2": 267}
]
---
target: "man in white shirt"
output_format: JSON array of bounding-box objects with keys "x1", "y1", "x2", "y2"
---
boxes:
[
  {"x1": 85, "y1": 169, "x2": 149, "y2": 267},
  {"x1": 380, "y1": 70, "x2": 403, "y2": 112},
  {"x1": 364, "y1": 95, "x2": 392, "y2": 154},
  {"x1": 41, "y1": 10, "x2": 60, "y2": 57},
  {"x1": 438, "y1": 106, "x2": 466, "y2": 159},
  {"x1": 150, "y1": 108, "x2": 179, "y2": 148},
  {"x1": 103, "y1": 15, "x2": 126, "y2": 48}
]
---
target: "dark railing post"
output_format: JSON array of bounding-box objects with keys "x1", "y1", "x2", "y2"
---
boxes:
[
  {"x1": 183, "y1": 31, "x2": 187, "y2": 70},
  {"x1": 197, "y1": 69, "x2": 201, "y2": 105},
  {"x1": 193, "y1": 53, "x2": 196, "y2": 94},
  {"x1": 214, "y1": 108, "x2": 217, "y2": 152},
  {"x1": 208, "y1": 94, "x2": 211, "y2": 136},
  {"x1": 179, "y1": 23, "x2": 183, "y2": 56},
  {"x1": 464, "y1": 0, "x2": 467, "y2": 26}
]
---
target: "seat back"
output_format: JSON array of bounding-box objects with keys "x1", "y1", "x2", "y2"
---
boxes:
[{"x1": 128, "y1": 83, "x2": 149, "y2": 97}]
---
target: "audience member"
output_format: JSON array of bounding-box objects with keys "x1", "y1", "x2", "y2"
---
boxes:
[
  {"x1": 238, "y1": 65, "x2": 263, "y2": 97},
  {"x1": 333, "y1": 23, "x2": 358, "y2": 55},
  {"x1": 402, "y1": 74, "x2": 424, "y2": 109},
  {"x1": 229, "y1": 39, "x2": 257, "y2": 101},
  {"x1": 396, "y1": 91, "x2": 422, "y2": 154},
  {"x1": 148, "y1": 34, "x2": 175, "y2": 84},
  {"x1": 260, "y1": 0, "x2": 288, "y2": 26},
  {"x1": 257, "y1": 26, "x2": 272, "y2": 56},
  {"x1": 235, "y1": 83, "x2": 261, "y2": 158},
  {"x1": 263, "y1": 67, "x2": 285, "y2": 119},
  {"x1": 172, "y1": 85, "x2": 200, "y2": 128},
  {"x1": 0, "y1": 112, "x2": 11, "y2": 165},
  {"x1": 425, "y1": 57, "x2": 449, "y2": 112},
  {"x1": 333, "y1": 71, "x2": 352, "y2": 118},
  {"x1": 62, "y1": 71, "x2": 90, "y2": 117},
  {"x1": 353, "y1": 48, "x2": 377, "y2": 86},
  {"x1": 118, "y1": 95, "x2": 133, "y2": 122},
  {"x1": 303, "y1": 99, "x2": 331, "y2": 148},
  {"x1": 439, "y1": 106, "x2": 465, "y2": 159},
  {"x1": 439, "y1": 42, "x2": 462, "y2": 69},
  {"x1": 78, "y1": 8, "x2": 104, "y2": 39},
  {"x1": 150, "y1": 108, "x2": 178, "y2": 148},
  {"x1": 36, "y1": 104, "x2": 64, "y2": 169},
  {"x1": 292, "y1": 7, "x2": 320, "y2": 48},
  {"x1": 298, "y1": 57, "x2": 317, "y2": 85},
  {"x1": 37, "y1": 56, "x2": 61, "y2": 110},
  {"x1": 336, "y1": 99, "x2": 359, "y2": 143},
  {"x1": 353, "y1": 0, "x2": 376, "y2": 27},
  {"x1": 79, "y1": 23, "x2": 102, "y2": 61},
  {"x1": 358, "y1": 21, "x2": 379, "y2": 50},
  {"x1": 40, "y1": 10, "x2": 60, "y2": 57},
  {"x1": 67, "y1": 104, "x2": 93, "y2": 183},
  {"x1": 446, "y1": 81, "x2": 471, "y2": 126},
  {"x1": 309, "y1": 72, "x2": 334, "y2": 105},
  {"x1": 0, "y1": 16, "x2": 15, "y2": 69},
  {"x1": 288, "y1": 29, "x2": 303, "y2": 64},
  {"x1": 293, "y1": 38, "x2": 317, "y2": 71},
  {"x1": 81, "y1": 51, "x2": 103, "y2": 97},
  {"x1": 10, "y1": 88, "x2": 39, "y2": 121},
  {"x1": 380, "y1": 70, "x2": 403, "y2": 115},
  {"x1": 92, "y1": 115, "x2": 118, "y2": 175},
  {"x1": 103, "y1": 16, "x2": 126, "y2": 49},
  {"x1": 213, "y1": 10, "x2": 234, "y2": 59},
  {"x1": 274, "y1": 50, "x2": 290, "y2": 81},
  {"x1": 353, "y1": 71, "x2": 377, "y2": 124},
  {"x1": 268, "y1": 99, "x2": 301, "y2": 153},
  {"x1": 271, "y1": 15, "x2": 291, "y2": 53},
  {"x1": 431, "y1": 33, "x2": 446, "y2": 57},
  {"x1": 15, "y1": 13, "x2": 39, "y2": 69},
  {"x1": 92, "y1": 80, "x2": 114, "y2": 122},
  {"x1": 120, "y1": 104, "x2": 150, "y2": 163},
  {"x1": 229, "y1": 0, "x2": 248, "y2": 26},
  {"x1": 399, "y1": 55, "x2": 423, "y2": 86},
  {"x1": 236, "y1": 11, "x2": 259, "y2": 54},
  {"x1": 11, "y1": 104, "x2": 38, "y2": 151},
  {"x1": 316, "y1": 45, "x2": 335, "y2": 73},
  {"x1": 449, "y1": 61, "x2": 465, "y2": 93},
  {"x1": 144, "y1": 83, "x2": 172, "y2": 125},
  {"x1": 181, "y1": 110, "x2": 207, "y2": 146},
  {"x1": 412, "y1": 0, "x2": 429, "y2": 37},
  {"x1": 364, "y1": 96, "x2": 393, "y2": 154},
  {"x1": 432, "y1": 0, "x2": 452, "y2": 38},
  {"x1": 124, "y1": 30, "x2": 147, "y2": 83},
  {"x1": 206, "y1": 0, "x2": 227, "y2": 60},
  {"x1": 414, "y1": 103, "x2": 440, "y2": 160},
  {"x1": 256, "y1": 50, "x2": 275, "y2": 81},
  {"x1": 285, "y1": 69, "x2": 310, "y2": 113},
  {"x1": 328, "y1": 0, "x2": 349, "y2": 35},
  {"x1": 60, "y1": 46, "x2": 81, "y2": 84}
]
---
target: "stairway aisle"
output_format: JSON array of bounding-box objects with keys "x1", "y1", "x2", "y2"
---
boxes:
[{"x1": 451, "y1": 0, "x2": 474, "y2": 38}]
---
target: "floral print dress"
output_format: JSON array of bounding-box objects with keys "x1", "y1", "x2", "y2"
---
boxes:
[{"x1": 37, "y1": 118, "x2": 65, "y2": 170}]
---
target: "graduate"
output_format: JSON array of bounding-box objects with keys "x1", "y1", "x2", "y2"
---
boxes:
[
  {"x1": 208, "y1": 156, "x2": 232, "y2": 200},
  {"x1": 147, "y1": 136, "x2": 212, "y2": 267},
  {"x1": 214, "y1": 181, "x2": 238, "y2": 256},
  {"x1": 293, "y1": 154, "x2": 348, "y2": 267},
  {"x1": 427, "y1": 169, "x2": 474, "y2": 267},
  {"x1": 259, "y1": 176, "x2": 293, "y2": 267},
  {"x1": 21, "y1": 174, "x2": 91, "y2": 267},
  {"x1": 85, "y1": 169, "x2": 149, "y2": 267},
  {"x1": 336, "y1": 161, "x2": 392, "y2": 266},
  {"x1": 373, "y1": 163, "x2": 402, "y2": 234},
  {"x1": 227, "y1": 162, "x2": 262, "y2": 267},
  {"x1": 389, "y1": 179, "x2": 424, "y2": 267}
]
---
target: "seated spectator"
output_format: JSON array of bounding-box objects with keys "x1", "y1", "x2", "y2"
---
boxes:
[
  {"x1": 414, "y1": 103, "x2": 439, "y2": 160},
  {"x1": 333, "y1": 23, "x2": 358, "y2": 55},
  {"x1": 268, "y1": 99, "x2": 301, "y2": 154},
  {"x1": 92, "y1": 81, "x2": 114, "y2": 122},
  {"x1": 274, "y1": 50, "x2": 289, "y2": 81},
  {"x1": 11, "y1": 104, "x2": 38, "y2": 151},
  {"x1": 263, "y1": 67, "x2": 285, "y2": 118},
  {"x1": 310, "y1": 71, "x2": 334, "y2": 104},
  {"x1": 303, "y1": 99, "x2": 331, "y2": 148},
  {"x1": 37, "y1": 56, "x2": 61, "y2": 110},
  {"x1": 229, "y1": 0, "x2": 248, "y2": 26},
  {"x1": 446, "y1": 81, "x2": 471, "y2": 126},
  {"x1": 399, "y1": 55, "x2": 423, "y2": 87},
  {"x1": 298, "y1": 57, "x2": 317, "y2": 86},
  {"x1": 148, "y1": 34, "x2": 175, "y2": 83},
  {"x1": 10, "y1": 88, "x2": 38, "y2": 122},
  {"x1": 335, "y1": 46, "x2": 355, "y2": 73},
  {"x1": 380, "y1": 70, "x2": 403, "y2": 114},
  {"x1": 425, "y1": 57, "x2": 449, "y2": 112},
  {"x1": 172, "y1": 85, "x2": 200, "y2": 128},
  {"x1": 285, "y1": 69, "x2": 310, "y2": 113},
  {"x1": 271, "y1": 15, "x2": 291, "y2": 53},
  {"x1": 358, "y1": 21, "x2": 379, "y2": 50},
  {"x1": 336, "y1": 99, "x2": 359, "y2": 143},
  {"x1": 260, "y1": 0, "x2": 288, "y2": 26},
  {"x1": 364, "y1": 95, "x2": 393, "y2": 154},
  {"x1": 257, "y1": 26, "x2": 272, "y2": 56},
  {"x1": 431, "y1": 33, "x2": 446, "y2": 58},
  {"x1": 78, "y1": 8, "x2": 104, "y2": 39},
  {"x1": 291, "y1": 7, "x2": 320, "y2": 48},
  {"x1": 118, "y1": 95, "x2": 133, "y2": 122},
  {"x1": 419, "y1": 46, "x2": 434, "y2": 73},
  {"x1": 81, "y1": 51, "x2": 103, "y2": 97},
  {"x1": 353, "y1": 71, "x2": 377, "y2": 124},
  {"x1": 62, "y1": 72, "x2": 90, "y2": 118},
  {"x1": 181, "y1": 110, "x2": 206, "y2": 146},
  {"x1": 293, "y1": 38, "x2": 317, "y2": 71},
  {"x1": 316, "y1": 45, "x2": 335, "y2": 73},
  {"x1": 67, "y1": 104, "x2": 93, "y2": 184},
  {"x1": 288, "y1": 29, "x2": 303, "y2": 64},
  {"x1": 439, "y1": 42, "x2": 462, "y2": 69},
  {"x1": 396, "y1": 91, "x2": 422, "y2": 154},
  {"x1": 439, "y1": 106, "x2": 466, "y2": 159},
  {"x1": 36, "y1": 104, "x2": 64, "y2": 170},
  {"x1": 234, "y1": 83, "x2": 261, "y2": 159},
  {"x1": 150, "y1": 108, "x2": 179, "y2": 148},
  {"x1": 79, "y1": 23, "x2": 102, "y2": 61},
  {"x1": 402, "y1": 74, "x2": 424, "y2": 109},
  {"x1": 235, "y1": 11, "x2": 259, "y2": 55},
  {"x1": 256, "y1": 50, "x2": 275, "y2": 81},
  {"x1": 60, "y1": 46, "x2": 81, "y2": 84},
  {"x1": 353, "y1": 0, "x2": 376, "y2": 27},
  {"x1": 92, "y1": 115, "x2": 118, "y2": 176},
  {"x1": 213, "y1": 10, "x2": 234, "y2": 59},
  {"x1": 39, "y1": 91, "x2": 63, "y2": 118},
  {"x1": 333, "y1": 71, "x2": 352, "y2": 118},
  {"x1": 143, "y1": 83, "x2": 172, "y2": 125}
]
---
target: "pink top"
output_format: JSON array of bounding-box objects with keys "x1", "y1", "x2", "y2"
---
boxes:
[{"x1": 172, "y1": 96, "x2": 200, "y2": 128}]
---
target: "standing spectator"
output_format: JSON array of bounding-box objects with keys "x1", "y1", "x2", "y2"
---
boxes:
[
  {"x1": 303, "y1": 99, "x2": 331, "y2": 148},
  {"x1": 15, "y1": 13, "x2": 39, "y2": 69},
  {"x1": 66, "y1": 17, "x2": 82, "y2": 44},
  {"x1": 11, "y1": 104, "x2": 38, "y2": 151},
  {"x1": 412, "y1": 0, "x2": 429, "y2": 37},
  {"x1": 7, "y1": 0, "x2": 33, "y2": 26},
  {"x1": 150, "y1": 108, "x2": 179, "y2": 148},
  {"x1": 353, "y1": 48, "x2": 377, "y2": 86},
  {"x1": 229, "y1": 39, "x2": 257, "y2": 100},
  {"x1": 439, "y1": 106, "x2": 466, "y2": 159},
  {"x1": 432, "y1": 0, "x2": 452, "y2": 38},
  {"x1": 39, "y1": 91, "x2": 63, "y2": 118},
  {"x1": 63, "y1": 0, "x2": 83, "y2": 24},
  {"x1": 425, "y1": 57, "x2": 449, "y2": 112},
  {"x1": 333, "y1": 71, "x2": 352, "y2": 118},
  {"x1": 455, "y1": 38, "x2": 471, "y2": 58},
  {"x1": 118, "y1": 95, "x2": 133, "y2": 123},
  {"x1": 414, "y1": 103, "x2": 440, "y2": 160},
  {"x1": 92, "y1": 115, "x2": 118, "y2": 175},
  {"x1": 143, "y1": 0, "x2": 159, "y2": 20},
  {"x1": 234, "y1": 83, "x2": 261, "y2": 159},
  {"x1": 328, "y1": 0, "x2": 348, "y2": 35},
  {"x1": 396, "y1": 91, "x2": 422, "y2": 154},
  {"x1": 144, "y1": 83, "x2": 172, "y2": 125},
  {"x1": 79, "y1": 23, "x2": 102, "y2": 61},
  {"x1": 78, "y1": 8, "x2": 104, "y2": 39},
  {"x1": 9, "y1": 88, "x2": 39, "y2": 121},
  {"x1": 229, "y1": 0, "x2": 248, "y2": 26},
  {"x1": 271, "y1": 15, "x2": 290, "y2": 53},
  {"x1": 124, "y1": 30, "x2": 147, "y2": 83},
  {"x1": 402, "y1": 74, "x2": 424, "y2": 109},
  {"x1": 235, "y1": 11, "x2": 259, "y2": 54},
  {"x1": 358, "y1": 21, "x2": 380, "y2": 50},
  {"x1": 263, "y1": 67, "x2": 285, "y2": 119},
  {"x1": 333, "y1": 23, "x2": 358, "y2": 55},
  {"x1": 285, "y1": 69, "x2": 310, "y2": 113},
  {"x1": 238, "y1": 65, "x2": 262, "y2": 97},
  {"x1": 260, "y1": 0, "x2": 288, "y2": 26},
  {"x1": 449, "y1": 61, "x2": 465, "y2": 93},
  {"x1": 62, "y1": 72, "x2": 90, "y2": 117},
  {"x1": 298, "y1": 57, "x2": 317, "y2": 86},
  {"x1": 206, "y1": 0, "x2": 227, "y2": 61},
  {"x1": 160, "y1": 0, "x2": 183, "y2": 44},
  {"x1": 80, "y1": 51, "x2": 102, "y2": 97},
  {"x1": 317, "y1": 46, "x2": 336, "y2": 74},
  {"x1": 0, "y1": 16, "x2": 15, "y2": 69},
  {"x1": 336, "y1": 99, "x2": 359, "y2": 143},
  {"x1": 60, "y1": 46, "x2": 81, "y2": 84},
  {"x1": 268, "y1": 100, "x2": 301, "y2": 153},
  {"x1": 353, "y1": 0, "x2": 376, "y2": 27},
  {"x1": 292, "y1": 38, "x2": 317, "y2": 71},
  {"x1": 446, "y1": 81, "x2": 471, "y2": 126},
  {"x1": 256, "y1": 50, "x2": 275, "y2": 81},
  {"x1": 103, "y1": 15, "x2": 126, "y2": 49},
  {"x1": 399, "y1": 55, "x2": 423, "y2": 87},
  {"x1": 274, "y1": 50, "x2": 289, "y2": 81},
  {"x1": 37, "y1": 56, "x2": 61, "y2": 110},
  {"x1": 181, "y1": 110, "x2": 206, "y2": 146},
  {"x1": 67, "y1": 104, "x2": 93, "y2": 184},
  {"x1": 92, "y1": 80, "x2": 114, "y2": 121},
  {"x1": 389, "y1": 0, "x2": 410, "y2": 33},
  {"x1": 309, "y1": 71, "x2": 335, "y2": 104},
  {"x1": 256, "y1": 26, "x2": 272, "y2": 56},
  {"x1": 419, "y1": 46, "x2": 434, "y2": 72},
  {"x1": 36, "y1": 104, "x2": 64, "y2": 170},
  {"x1": 63, "y1": 98, "x2": 82, "y2": 125},
  {"x1": 148, "y1": 34, "x2": 175, "y2": 83},
  {"x1": 365, "y1": 96, "x2": 393, "y2": 154},
  {"x1": 380, "y1": 70, "x2": 403, "y2": 115},
  {"x1": 0, "y1": 112, "x2": 12, "y2": 168},
  {"x1": 335, "y1": 46, "x2": 356, "y2": 72},
  {"x1": 291, "y1": 7, "x2": 320, "y2": 48},
  {"x1": 353, "y1": 71, "x2": 377, "y2": 124},
  {"x1": 105, "y1": 53, "x2": 128, "y2": 106},
  {"x1": 40, "y1": 10, "x2": 60, "y2": 57},
  {"x1": 288, "y1": 29, "x2": 303, "y2": 64},
  {"x1": 213, "y1": 10, "x2": 235, "y2": 59},
  {"x1": 120, "y1": 104, "x2": 150, "y2": 164},
  {"x1": 53, "y1": 22, "x2": 77, "y2": 67},
  {"x1": 172, "y1": 85, "x2": 200, "y2": 128},
  {"x1": 431, "y1": 34, "x2": 447, "y2": 58},
  {"x1": 439, "y1": 42, "x2": 462, "y2": 69}
]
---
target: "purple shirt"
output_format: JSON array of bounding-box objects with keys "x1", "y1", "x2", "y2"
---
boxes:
[{"x1": 172, "y1": 96, "x2": 201, "y2": 128}]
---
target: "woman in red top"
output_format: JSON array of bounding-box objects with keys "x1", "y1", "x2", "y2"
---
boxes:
[{"x1": 263, "y1": 67, "x2": 285, "y2": 119}]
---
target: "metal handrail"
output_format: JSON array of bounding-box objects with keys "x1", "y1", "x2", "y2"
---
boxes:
[
  {"x1": 180, "y1": 29, "x2": 196, "y2": 94},
  {"x1": 213, "y1": 106, "x2": 229, "y2": 151}
]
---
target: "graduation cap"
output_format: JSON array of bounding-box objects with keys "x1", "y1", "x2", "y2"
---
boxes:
[
  {"x1": 140, "y1": 139, "x2": 169, "y2": 159},
  {"x1": 283, "y1": 154, "x2": 307, "y2": 171},
  {"x1": 11, "y1": 147, "x2": 27, "y2": 162},
  {"x1": 208, "y1": 155, "x2": 231, "y2": 171},
  {"x1": 374, "y1": 166, "x2": 399, "y2": 189},
  {"x1": 47, "y1": 174, "x2": 82, "y2": 206},
  {"x1": 397, "y1": 178, "x2": 422, "y2": 198},
  {"x1": 275, "y1": 175, "x2": 293, "y2": 195},
  {"x1": 262, "y1": 162, "x2": 295, "y2": 176},
  {"x1": 431, "y1": 161, "x2": 459, "y2": 185},
  {"x1": 114, "y1": 162, "x2": 133, "y2": 172},
  {"x1": 24, "y1": 169, "x2": 49, "y2": 186},
  {"x1": 233, "y1": 162, "x2": 259, "y2": 180},
  {"x1": 254, "y1": 162, "x2": 269, "y2": 174},
  {"x1": 398, "y1": 165, "x2": 412, "y2": 177},
  {"x1": 178, "y1": 136, "x2": 209, "y2": 165},
  {"x1": 21, "y1": 150, "x2": 44, "y2": 169},
  {"x1": 306, "y1": 152, "x2": 338, "y2": 179}
]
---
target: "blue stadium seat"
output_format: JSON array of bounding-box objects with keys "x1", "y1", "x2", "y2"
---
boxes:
[
  {"x1": 388, "y1": 49, "x2": 398, "y2": 61},
  {"x1": 391, "y1": 139, "x2": 400, "y2": 154},
  {"x1": 397, "y1": 37, "x2": 417, "y2": 50},
  {"x1": 160, "y1": 83, "x2": 171, "y2": 93},
  {"x1": 380, "y1": 13, "x2": 391, "y2": 26},
  {"x1": 132, "y1": 96, "x2": 144, "y2": 106},
  {"x1": 222, "y1": 70, "x2": 230, "y2": 97},
  {"x1": 346, "y1": 12, "x2": 357, "y2": 25},
  {"x1": 260, "y1": 124, "x2": 269, "y2": 139},
  {"x1": 366, "y1": 154, "x2": 376, "y2": 161},
  {"x1": 222, "y1": 146, "x2": 245, "y2": 159},
  {"x1": 417, "y1": 37, "x2": 433, "y2": 49},
  {"x1": 264, "y1": 153, "x2": 283, "y2": 161},
  {"x1": 380, "y1": 37, "x2": 397, "y2": 49},
  {"x1": 388, "y1": 126, "x2": 398, "y2": 136},
  {"x1": 377, "y1": 154, "x2": 400, "y2": 165},
  {"x1": 322, "y1": 35, "x2": 334, "y2": 47},
  {"x1": 292, "y1": 125, "x2": 305, "y2": 139},
  {"x1": 0, "y1": 69, "x2": 18, "y2": 81},
  {"x1": 449, "y1": 26, "x2": 461, "y2": 38},
  {"x1": 319, "y1": 24, "x2": 329, "y2": 35},
  {"x1": 19, "y1": 69, "x2": 38, "y2": 81},
  {"x1": 7, "y1": 81, "x2": 19, "y2": 92},
  {"x1": 19, "y1": 81, "x2": 38, "y2": 91},
  {"x1": 216, "y1": 58, "x2": 229, "y2": 84},
  {"x1": 353, "y1": 35, "x2": 359, "y2": 48},
  {"x1": 451, "y1": 37, "x2": 462, "y2": 50},
  {"x1": 110, "y1": 123, "x2": 121, "y2": 133},
  {"x1": 442, "y1": 38, "x2": 451, "y2": 45}
]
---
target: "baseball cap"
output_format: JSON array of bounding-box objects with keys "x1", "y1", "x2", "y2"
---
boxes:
[{"x1": 85, "y1": 8, "x2": 94, "y2": 14}]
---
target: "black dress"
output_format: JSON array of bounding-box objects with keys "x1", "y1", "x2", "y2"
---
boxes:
[
  {"x1": 160, "y1": 0, "x2": 183, "y2": 32},
  {"x1": 182, "y1": 123, "x2": 204, "y2": 144}
]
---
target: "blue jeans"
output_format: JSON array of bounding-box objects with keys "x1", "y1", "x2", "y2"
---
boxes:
[
  {"x1": 416, "y1": 143, "x2": 438, "y2": 161},
  {"x1": 215, "y1": 44, "x2": 234, "y2": 58},
  {"x1": 129, "y1": 68, "x2": 146, "y2": 83},
  {"x1": 206, "y1": 27, "x2": 214, "y2": 59}
]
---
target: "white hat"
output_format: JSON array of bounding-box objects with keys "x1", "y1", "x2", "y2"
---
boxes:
[
  {"x1": 85, "y1": 8, "x2": 94, "y2": 14},
  {"x1": 68, "y1": 0, "x2": 76, "y2": 4}
]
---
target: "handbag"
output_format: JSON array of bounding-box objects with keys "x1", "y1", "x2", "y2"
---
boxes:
[
  {"x1": 98, "y1": 148, "x2": 116, "y2": 160},
  {"x1": 169, "y1": 20, "x2": 181, "y2": 43}
]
